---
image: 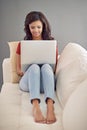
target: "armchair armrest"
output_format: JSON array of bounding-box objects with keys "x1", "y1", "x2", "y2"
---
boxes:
[{"x1": 2, "y1": 58, "x2": 11, "y2": 83}]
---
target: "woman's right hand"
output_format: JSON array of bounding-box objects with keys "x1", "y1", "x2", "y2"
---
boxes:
[{"x1": 17, "y1": 69, "x2": 24, "y2": 76}]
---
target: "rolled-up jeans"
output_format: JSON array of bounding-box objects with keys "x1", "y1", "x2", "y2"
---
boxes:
[{"x1": 19, "y1": 63, "x2": 55, "y2": 103}]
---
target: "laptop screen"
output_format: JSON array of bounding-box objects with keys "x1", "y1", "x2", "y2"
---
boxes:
[{"x1": 21, "y1": 40, "x2": 57, "y2": 72}]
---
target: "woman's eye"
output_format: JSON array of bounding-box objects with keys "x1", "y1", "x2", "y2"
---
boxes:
[
  {"x1": 30, "y1": 26, "x2": 41, "y2": 29},
  {"x1": 31, "y1": 27, "x2": 35, "y2": 29},
  {"x1": 38, "y1": 26, "x2": 41, "y2": 29}
]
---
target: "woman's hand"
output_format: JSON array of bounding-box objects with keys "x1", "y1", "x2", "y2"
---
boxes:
[{"x1": 17, "y1": 69, "x2": 24, "y2": 76}]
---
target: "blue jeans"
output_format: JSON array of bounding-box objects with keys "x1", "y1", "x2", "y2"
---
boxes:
[{"x1": 19, "y1": 64, "x2": 55, "y2": 103}]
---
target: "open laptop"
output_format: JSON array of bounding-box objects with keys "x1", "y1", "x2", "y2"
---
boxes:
[{"x1": 21, "y1": 40, "x2": 57, "y2": 72}]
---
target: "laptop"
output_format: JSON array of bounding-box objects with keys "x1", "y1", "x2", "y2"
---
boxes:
[{"x1": 21, "y1": 40, "x2": 57, "y2": 72}]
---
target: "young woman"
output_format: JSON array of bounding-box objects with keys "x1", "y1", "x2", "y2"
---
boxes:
[{"x1": 16, "y1": 11, "x2": 58, "y2": 124}]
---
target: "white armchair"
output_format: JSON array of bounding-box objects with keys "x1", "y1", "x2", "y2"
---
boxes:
[{"x1": 0, "y1": 42, "x2": 87, "y2": 130}]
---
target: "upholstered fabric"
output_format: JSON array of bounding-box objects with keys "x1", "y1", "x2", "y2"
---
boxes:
[
  {"x1": 56, "y1": 43, "x2": 87, "y2": 108},
  {"x1": 8, "y1": 41, "x2": 21, "y2": 83},
  {"x1": 63, "y1": 81, "x2": 87, "y2": 130},
  {"x1": 0, "y1": 83, "x2": 63, "y2": 130},
  {"x1": 2, "y1": 58, "x2": 11, "y2": 83}
]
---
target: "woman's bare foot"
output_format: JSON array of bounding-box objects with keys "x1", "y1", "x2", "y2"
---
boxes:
[
  {"x1": 46, "y1": 99, "x2": 56, "y2": 124},
  {"x1": 32, "y1": 99, "x2": 46, "y2": 123}
]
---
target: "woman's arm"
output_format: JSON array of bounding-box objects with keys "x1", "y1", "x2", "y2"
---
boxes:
[{"x1": 16, "y1": 53, "x2": 24, "y2": 76}]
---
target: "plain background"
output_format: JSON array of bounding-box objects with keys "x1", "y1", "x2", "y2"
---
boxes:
[{"x1": 0, "y1": 0, "x2": 87, "y2": 90}]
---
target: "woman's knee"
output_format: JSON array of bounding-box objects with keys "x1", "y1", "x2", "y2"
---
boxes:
[
  {"x1": 28, "y1": 64, "x2": 40, "y2": 76},
  {"x1": 41, "y1": 64, "x2": 53, "y2": 73}
]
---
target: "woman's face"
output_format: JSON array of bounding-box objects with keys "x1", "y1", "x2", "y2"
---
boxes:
[{"x1": 29, "y1": 20, "x2": 43, "y2": 40}]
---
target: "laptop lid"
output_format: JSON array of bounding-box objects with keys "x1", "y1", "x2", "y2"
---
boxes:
[{"x1": 21, "y1": 40, "x2": 57, "y2": 72}]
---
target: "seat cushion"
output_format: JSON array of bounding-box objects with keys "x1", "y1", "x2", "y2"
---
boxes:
[
  {"x1": 56, "y1": 43, "x2": 87, "y2": 108},
  {"x1": 0, "y1": 83, "x2": 63, "y2": 130}
]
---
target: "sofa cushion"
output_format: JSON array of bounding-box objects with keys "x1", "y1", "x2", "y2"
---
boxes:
[
  {"x1": 0, "y1": 83, "x2": 63, "y2": 130},
  {"x1": 63, "y1": 82, "x2": 87, "y2": 130},
  {"x1": 56, "y1": 43, "x2": 87, "y2": 108},
  {"x1": 8, "y1": 41, "x2": 21, "y2": 83}
]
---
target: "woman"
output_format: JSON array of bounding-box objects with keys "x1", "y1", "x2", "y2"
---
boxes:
[{"x1": 16, "y1": 11, "x2": 58, "y2": 124}]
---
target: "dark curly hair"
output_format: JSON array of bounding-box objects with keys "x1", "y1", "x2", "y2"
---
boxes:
[{"x1": 24, "y1": 11, "x2": 54, "y2": 40}]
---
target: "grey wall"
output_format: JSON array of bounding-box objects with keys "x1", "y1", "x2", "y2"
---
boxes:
[{"x1": 0, "y1": 0, "x2": 87, "y2": 89}]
